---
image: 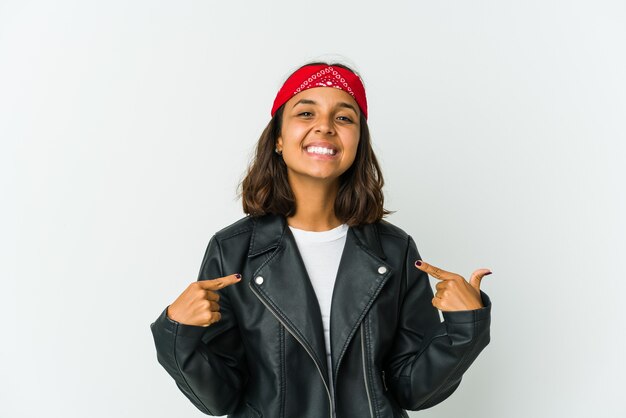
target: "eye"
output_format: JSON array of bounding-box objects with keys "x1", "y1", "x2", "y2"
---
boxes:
[
  {"x1": 337, "y1": 116, "x2": 353, "y2": 123},
  {"x1": 298, "y1": 111, "x2": 313, "y2": 117}
]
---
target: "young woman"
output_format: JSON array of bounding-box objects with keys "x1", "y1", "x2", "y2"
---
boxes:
[{"x1": 150, "y1": 61, "x2": 493, "y2": 418}]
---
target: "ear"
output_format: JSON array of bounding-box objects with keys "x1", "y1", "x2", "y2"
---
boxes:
[{"x1": 276, "y1": 136, "x2": 283, "y2": 149}]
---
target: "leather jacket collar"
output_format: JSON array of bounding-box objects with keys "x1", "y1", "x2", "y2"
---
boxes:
[{"x1": 248, "y1": 213, "x2": 387, "y2": 259}]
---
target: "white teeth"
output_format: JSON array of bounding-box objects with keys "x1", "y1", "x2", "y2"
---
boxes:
[{"x1": 306, "y1": 146, "x2": 336, "y2": 155}]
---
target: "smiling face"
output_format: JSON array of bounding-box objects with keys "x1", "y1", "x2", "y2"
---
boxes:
[{"x1": 276, "y1": 87, "x2": 361, "y2": 185}]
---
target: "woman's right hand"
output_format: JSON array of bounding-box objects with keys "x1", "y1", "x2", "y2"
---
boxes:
[{"x1": 166, "y1": 273, "x2": 242, "y2": 327}]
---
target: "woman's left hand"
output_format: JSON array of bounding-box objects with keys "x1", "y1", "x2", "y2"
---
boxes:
[{"x1": 414, "y1": 260, "x2": 492, "y2": 311}]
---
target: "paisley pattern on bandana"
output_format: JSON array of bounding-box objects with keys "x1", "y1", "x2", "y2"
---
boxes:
[
  {"x1": 271, "y1": 64, "x2": 368, "y2": 120},
  {"x1": 295, "y1": 67, "x2": 354, "y2": 96}
]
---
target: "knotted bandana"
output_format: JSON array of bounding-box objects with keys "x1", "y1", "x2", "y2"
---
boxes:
[{"x1": 271, "y1": 64, "x2": 368, "y2": 120}]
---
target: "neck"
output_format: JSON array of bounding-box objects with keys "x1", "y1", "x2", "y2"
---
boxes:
[{"x1": 286, "y1": 176, "x2": 342, "y2": 231}]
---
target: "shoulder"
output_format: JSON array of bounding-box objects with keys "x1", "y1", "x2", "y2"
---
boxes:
[
  {"x1": 211, "y1": 213, "x2": 283, "y2": 242},
  {"x1": 371, "y1": 218, "x2": 425, "y2": 255},
  {"x1": 212, "y1": 214, "x2": 256, "y2": 242},
  {"x1": 208, "y1": 213, "x2": 283, "y2": 260},
  {"x1": 350, "y1": 218, "x2": 413, "y2": 259},
  {"x1": 374, "y1": 218, "x2": 410, "y2": 242},
  {"x1": 371, "y1": 219, "x2": 425, "y2": 263}
]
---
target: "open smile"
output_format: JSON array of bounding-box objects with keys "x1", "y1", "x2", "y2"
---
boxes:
[
  {"x1": 302, "y1": 142, "x2": 340, "y2": 160},
  {"x1": 306, "y1": 145, "x2": 336, "y2": 155}
]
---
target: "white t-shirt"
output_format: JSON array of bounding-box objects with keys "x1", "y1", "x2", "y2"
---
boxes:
[{"x1": 288, "y1": 222, "x2": 348, "y2": 415}]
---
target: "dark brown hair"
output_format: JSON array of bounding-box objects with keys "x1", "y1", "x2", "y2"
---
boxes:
[{"x1": 237, "y1": 62, "x2": 394, "y2": 226}]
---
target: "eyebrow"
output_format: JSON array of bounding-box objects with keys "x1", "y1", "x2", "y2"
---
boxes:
[{"x1": 292, "y1": 99, "x2": 359, "y2": 115}]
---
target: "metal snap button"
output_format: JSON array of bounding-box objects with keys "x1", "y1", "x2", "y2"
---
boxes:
[
  {"x1": 255, "y1": 276, "x2": 264, "y2": 285},
  {"x1": 377, "y1": 266, "x2": 387, "y2": 274}
]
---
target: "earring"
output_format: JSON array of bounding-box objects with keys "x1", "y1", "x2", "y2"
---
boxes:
[{"x1": 275, "y1": 147, "x2": 283, "y2": 155}]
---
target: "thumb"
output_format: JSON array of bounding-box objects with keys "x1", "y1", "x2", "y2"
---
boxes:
[{"x1": 469, "y1": 269, "x2": 492, "y2": 292}]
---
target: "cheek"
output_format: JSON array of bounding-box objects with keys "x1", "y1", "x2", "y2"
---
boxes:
[
  {"x1": 345, "y1": 133, "x2": 360, "y2": 158},
  {"x1": 282, "y1": 122, "x2": 307, "y2": 142},
  {"x1": 283, "y1": 137, "x2": 304, "y2": 151}
]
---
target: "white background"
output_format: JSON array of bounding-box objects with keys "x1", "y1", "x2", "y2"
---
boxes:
[{"x1": 1, "y1": 1, "x2": 625, "y2": 417}]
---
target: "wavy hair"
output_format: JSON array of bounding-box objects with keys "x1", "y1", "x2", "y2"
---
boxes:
[{"x1": 237, "y1": 61, "x2": 393, "y2": 226}]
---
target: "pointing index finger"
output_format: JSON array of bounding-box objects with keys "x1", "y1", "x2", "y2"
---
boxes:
[
  {"x1": 414, "y1": 260, "x2": 456, "y2": 280},
  {"x1": 197, "y1": 274, "x2": 242, "y2": 290}
]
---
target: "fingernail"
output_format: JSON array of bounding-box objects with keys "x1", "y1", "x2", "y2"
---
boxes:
[
  {"x1": 484, "y1": 271, "x2": 492, "y2": 276},
  {"x1": 235, "y1": 273, "x2": 241, "y2": 279},
  {"x1": 415, "y1": 260, "x2": 422, "y2": 267}
]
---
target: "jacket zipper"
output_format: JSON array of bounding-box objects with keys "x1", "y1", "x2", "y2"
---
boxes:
[
  {"x1": 361, "y1": 322, "x2": 375, "y2": 418},
  {"x1": 250, "y1": 283, "x2": 333, "y2": 418}
]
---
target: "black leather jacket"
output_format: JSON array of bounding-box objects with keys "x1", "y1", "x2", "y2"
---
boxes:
[{"x1": 150, "y1": 213, "x2": 492, "y2": 417}]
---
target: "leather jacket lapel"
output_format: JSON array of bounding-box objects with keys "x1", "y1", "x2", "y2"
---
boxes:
[
  {"x1": 247, "y1": 214, "x2": 393, "y2": 387},
  {"x1": 330, "y1": 223, "x2": 392, "y2": 381},
  {"x1": 248, "y1": 214, "x2": 329, "y2": 383}
]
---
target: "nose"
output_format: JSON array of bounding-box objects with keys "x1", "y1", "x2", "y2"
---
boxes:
[{"x1": 314, "y1": 112, "x2": 335, "y2": 135}]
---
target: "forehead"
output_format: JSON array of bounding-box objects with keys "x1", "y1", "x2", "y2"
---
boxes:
[{"x1": 285, "y1": 87, "x2": 359, "y2": 110}]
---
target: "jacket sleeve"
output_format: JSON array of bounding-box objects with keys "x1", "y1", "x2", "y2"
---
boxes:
[
  {"x1": 149, "y1": 235, "x2": 248, "y2": 416},
  {"x1": 384, "y1": 235, "x2": 491, "y2": 411}
]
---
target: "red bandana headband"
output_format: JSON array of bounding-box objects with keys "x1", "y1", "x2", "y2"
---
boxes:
[{"x1": 271, "y1": 64, "x2": 368, "y2": 120}]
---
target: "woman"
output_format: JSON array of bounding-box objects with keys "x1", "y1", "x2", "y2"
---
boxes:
[{"x1": 150, "y1": 61, "x2": 493, "y2": 418}]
